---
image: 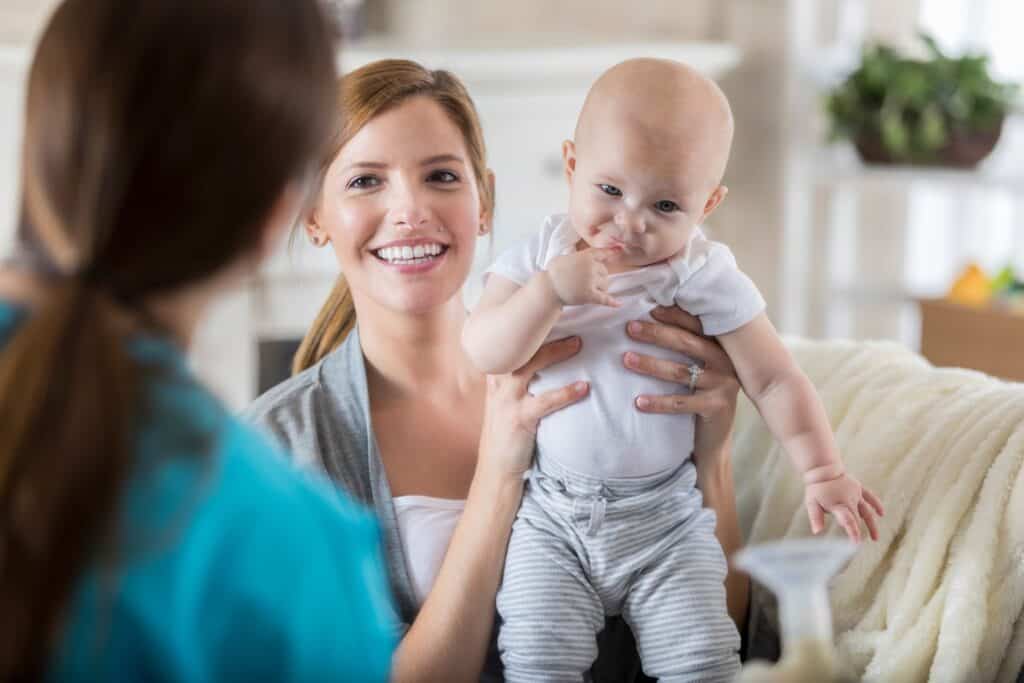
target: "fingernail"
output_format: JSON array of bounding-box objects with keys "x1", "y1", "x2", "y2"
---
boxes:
[
  {"x1": 624, "y1": 352, "x2": 638, "y2": 367},
  {"x1": 636, "y1": 396, "x2": 650, "y2": 409},
  {"x1": 575, "y1": 381, "x2": 588, "y2": 394},
  {"x1": 628, "y1": 321, "x2": 642, "y2": 334}
]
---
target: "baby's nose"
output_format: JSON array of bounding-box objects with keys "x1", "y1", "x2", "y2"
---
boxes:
[{"x1": 615, "y1": 211, "x2": 645, "y2": 235}]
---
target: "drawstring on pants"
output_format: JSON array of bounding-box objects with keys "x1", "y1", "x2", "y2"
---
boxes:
[
  {"x1": 526, "y1": 467, "x2": 610, "y2": 537},
  {"x1": 571, "y1": 488, "x2": 609, "y2": 537}
]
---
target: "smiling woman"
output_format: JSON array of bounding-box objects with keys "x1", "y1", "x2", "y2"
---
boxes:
[
  {"x1": 318, "y1": 97, "x2": 488, "y2": 312},
  {"x1": 290, "y1": 60, "x2": 494, "y2": 372}
]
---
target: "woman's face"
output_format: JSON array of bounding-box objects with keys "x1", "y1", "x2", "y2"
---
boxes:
[{"x1": 309, "y1": 96, "x2": 489, "y2": 316}]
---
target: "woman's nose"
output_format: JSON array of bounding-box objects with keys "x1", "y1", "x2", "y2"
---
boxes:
[
  {"x1": 390, "y1": 184, "x2": 433, "y2": 230},
  {"x1": 392, "y1": 208, "x2": 430, "y2": 230}
]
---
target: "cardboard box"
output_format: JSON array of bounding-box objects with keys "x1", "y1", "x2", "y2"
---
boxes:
[{"x1": 918, "y1": 298, "x2": 1024, "y2": 382}]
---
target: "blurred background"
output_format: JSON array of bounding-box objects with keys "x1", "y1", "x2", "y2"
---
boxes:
[{"x1": 1, "y1": 0, "x2": 1021, "y2": 410}]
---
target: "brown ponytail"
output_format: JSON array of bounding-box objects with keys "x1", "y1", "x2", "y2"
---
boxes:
[
  {"x1": 0, "y1": 0, "x2": 338, "y2": 677},
  {"x1": 292, "y1": 275, "x2": 356, "y2": 375},
  {"x1": 292, "y1": 60, "x2": 493, "y2": 374},
  {"x1": 0, "y1": 282, "x2": 139, "y2": 677}
]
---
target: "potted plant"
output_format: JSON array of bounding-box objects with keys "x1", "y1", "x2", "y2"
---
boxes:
[{"x1": 825, "y1": 33, "x2": 1019, "y2": 167}]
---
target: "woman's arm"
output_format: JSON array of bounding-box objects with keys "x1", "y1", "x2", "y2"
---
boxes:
[
  {"x1": 391, "y1": 463, "x2": 522, "y2": 681},
  {"x1": 694, "y1": 435, "x2": 749, "y2": 629},
  {"x1": 390, "y1": 337, "x2": 588, "y2": 682},
  {"x1": 621, "y1": 305, "x2": 750, "y2": 631}
]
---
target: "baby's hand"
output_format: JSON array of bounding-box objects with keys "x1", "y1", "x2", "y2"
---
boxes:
[
  {"x1": 804, "y1": 468, "x2": 885, "y2": 543},
  {"x1": 545, "y1": 247, "x2": 622, "y2": 307}
]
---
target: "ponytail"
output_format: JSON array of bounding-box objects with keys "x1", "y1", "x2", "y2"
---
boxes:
[
  {"x1": 292, "y1": 275, "x2": 356, "y2": 374},
  {"x1": 0, "y1": 281, "x2": 140, "y2": 679}
]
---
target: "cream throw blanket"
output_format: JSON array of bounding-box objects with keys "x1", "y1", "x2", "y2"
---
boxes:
[{"x1": 732, "y1": 338, "x2": 1024, "y2": 683}]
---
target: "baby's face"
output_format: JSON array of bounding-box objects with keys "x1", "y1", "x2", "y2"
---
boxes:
[{"x1": 564, "y1": 110, "x2": 727, "y2": 269}]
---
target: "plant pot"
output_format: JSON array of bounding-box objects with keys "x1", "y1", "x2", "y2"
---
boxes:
[{"x1": 853, "y1": 116, "x2": 1004, "y2": 168}]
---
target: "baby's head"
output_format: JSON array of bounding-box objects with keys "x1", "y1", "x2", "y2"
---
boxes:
[{"x1": 563, "y1": 58, "x2": 734, "y2": 267}]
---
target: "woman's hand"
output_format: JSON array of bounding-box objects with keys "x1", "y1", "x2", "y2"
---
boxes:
[
  {"x1": 622, "y1": 305, "x2": 742, "y2": 462},
  {"x1": 476, "y1": 336, "x2": 589, "y2": 482},
  {"x1": 624, "y1": 305, "x2": 751, "y2": 628}
]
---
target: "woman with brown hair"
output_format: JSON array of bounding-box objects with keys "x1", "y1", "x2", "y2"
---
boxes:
[
  {"x1": 0, "y1": 1, "x2": 397, "y2": 680},
  {"x1": 247, "y1": 58, "x2": 750, "y2": 682}
]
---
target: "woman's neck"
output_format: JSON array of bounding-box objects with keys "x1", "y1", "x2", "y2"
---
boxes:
[
  {"x1": 357, "y1": 294, "x2": 481, "y2": 400},
  {"x1": 144, "y1": 287, "x2": 209, "y2": 349}
]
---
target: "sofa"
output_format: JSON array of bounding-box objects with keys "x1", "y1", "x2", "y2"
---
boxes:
[{"x1": 732, "y1": 338, "x2": 1024, "y2": 683}]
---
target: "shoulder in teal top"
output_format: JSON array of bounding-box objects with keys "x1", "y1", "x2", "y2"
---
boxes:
[{"x1": 0, "y1": 301, "x2": 397, "y2": 682}]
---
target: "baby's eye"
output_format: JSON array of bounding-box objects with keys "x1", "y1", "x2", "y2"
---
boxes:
[
  {"x1": 428, "y1": 169, "x2": 459, "y2": 183},
  {"x1": 347, "y1": 175, "x2": 380, "y2": 190},
  {"x1": 655, "y1": 200, "x2": 680, "y2": 213},
  {"x1": 598, "y1": 184, "x2": 622, "y2": 197}
]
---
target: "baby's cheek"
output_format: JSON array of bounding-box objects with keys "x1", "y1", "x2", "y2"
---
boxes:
[
  {"x1": 578, "y1": 204, "x2": 611, "y2": 234},
  {"x1": 567, "y1": 202, "x2": 596, "y2": 235}
]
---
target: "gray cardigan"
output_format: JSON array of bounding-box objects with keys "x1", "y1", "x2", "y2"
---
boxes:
[
  {"x1": 243, "y1": 329, "x2": 418, "y2": 626},
  {"x1": 243, "y1": 328, "x2": 645, "y2": 682}
]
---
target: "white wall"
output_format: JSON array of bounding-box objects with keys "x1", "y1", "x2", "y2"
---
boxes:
[
  {"x1": 0, "y1": 47, "x2": 27, "y2": 256},
  {"x1": 0, "y1": 0, "x2": 56, "y2": 256}
]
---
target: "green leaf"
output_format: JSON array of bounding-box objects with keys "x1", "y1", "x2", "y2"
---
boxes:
[
  {"x1": 920, "y1": 32, "x2": 946, "y2": 61},
  {"x1": 881, "y1": 108, "x2": 910, "y2": 156},
  {"x1": 917, "y1": 104, "x2": 948, "y2": 151}
]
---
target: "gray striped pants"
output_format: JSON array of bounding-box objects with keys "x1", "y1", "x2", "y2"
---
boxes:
[{"x1": 497, "y1": 454, "x2": 741, "y2": 683}]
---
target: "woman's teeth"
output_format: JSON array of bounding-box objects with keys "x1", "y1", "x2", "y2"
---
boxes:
[{"x1": 374, "y1": 243, "x2": 446, "y2": 264}]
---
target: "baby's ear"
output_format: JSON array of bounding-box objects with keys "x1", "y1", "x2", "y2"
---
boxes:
[
  {"x1": 700, "y1": 185, "x2": 728, "y2": 223},
  {"x1": 562, "y1": 140, "x2": 577, "y2": 181}
]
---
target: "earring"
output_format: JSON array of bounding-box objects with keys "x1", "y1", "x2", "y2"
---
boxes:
[{"x1": 310, "y1": 234, "x2": 325, "y2": 247}]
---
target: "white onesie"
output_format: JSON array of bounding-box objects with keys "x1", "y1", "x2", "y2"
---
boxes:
[{"x1": 486, "y1": 214, "x2": 765, "y2": 479}]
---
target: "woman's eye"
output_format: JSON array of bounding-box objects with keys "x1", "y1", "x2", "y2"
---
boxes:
[
  {"x1": 347, "y1": 175, "x2": 380, "y2": 190},
  {"x1": 655, "y1": 200, "x2": 680, "y2": 213},
  {"x1": 428, "y1": 170, "x2": 459, "y2": 183},
  {"x1": 598, "y1": 184, "x2": 622, "y2": 197}
]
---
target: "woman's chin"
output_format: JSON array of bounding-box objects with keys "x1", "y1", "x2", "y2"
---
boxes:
[
  {"x1": 360, "y1": 252, "x2": 472, "y2": 315},
  {"x1": 380, "y1": 279, "x2": 466, "y2": 316}
]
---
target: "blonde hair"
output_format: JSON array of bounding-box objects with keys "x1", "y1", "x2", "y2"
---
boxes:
[{"x1": 292, "y1": 59, "x2": 492, "y2": 374}]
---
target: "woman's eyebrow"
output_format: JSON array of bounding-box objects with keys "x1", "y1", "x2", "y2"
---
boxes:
[
  {"x1": 339, "y1": 161, "x2": 387, "y2": 174},
  {"x1": 420, "y1": 153, "x2": 465, "y2": 166}
]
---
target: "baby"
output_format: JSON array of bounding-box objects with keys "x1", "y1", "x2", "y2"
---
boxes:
[{"x1": 463, "y1": 59, "x2": 884, "y2": 682}]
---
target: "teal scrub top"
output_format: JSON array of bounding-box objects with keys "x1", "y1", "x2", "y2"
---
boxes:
[{"x1": 0, "y1": 301, "x2": 397, "y2": 682}]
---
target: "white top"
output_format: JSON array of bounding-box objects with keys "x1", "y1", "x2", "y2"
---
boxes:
[
  {"x1": 485, "y1": 214, "x2": 765, "y2": 479},
  {"x1": 392, "y1": 495, "x2": 465, "y2": 607}
]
